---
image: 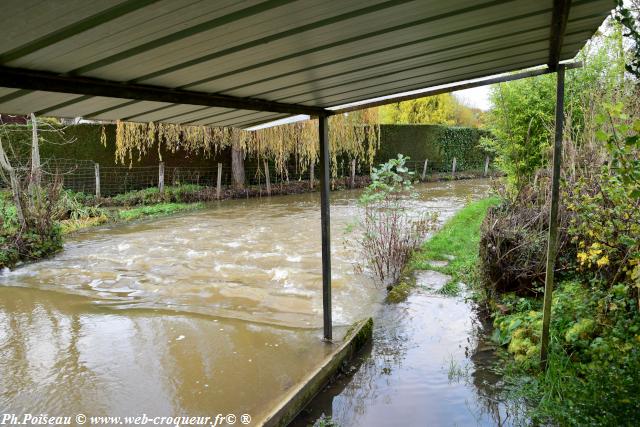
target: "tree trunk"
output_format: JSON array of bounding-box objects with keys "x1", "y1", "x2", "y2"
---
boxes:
[
  {"x1": 0, "y1": 136, "x2": 26, "y2": 229},
  {"x1": 30, "y1": 113, "x2": 41, "y2": 188},
  {"x1": 230, "y1": 130, "x2": 245, "y2": 189}
]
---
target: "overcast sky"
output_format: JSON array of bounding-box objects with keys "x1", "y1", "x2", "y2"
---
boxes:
[{"x1": 453, "y1": 86, "x2": 492, "y2": 111}]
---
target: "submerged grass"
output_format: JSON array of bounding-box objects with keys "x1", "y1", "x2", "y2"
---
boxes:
[
  {"x1": 412, "y1": 197, "x2": 500, "y2": 286},
  {"x1": 118, "y1": 202, "x2": 202, "y2": 221},
  {"x1": 388, "y1": 197, "x2": 499, "y2": 302}
]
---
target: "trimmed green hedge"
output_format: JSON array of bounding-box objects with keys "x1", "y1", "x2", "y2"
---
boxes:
[
  {"x1": 5, "y1": 123, "x2": 489, "y2": 172},
  {"x1": 375, "y1": 124, "x2": 491, "y2": 169},
  {"x1": 3, "y1": 123, "x2": 226, "y2": 167}
]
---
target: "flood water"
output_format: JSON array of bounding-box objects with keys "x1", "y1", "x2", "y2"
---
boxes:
[
  {"x1": 293, "y1": 288, "x2": 512, "y2": 427},
  {"x1": 0, "y1": 179, "x2": 493, "y2": 424}
]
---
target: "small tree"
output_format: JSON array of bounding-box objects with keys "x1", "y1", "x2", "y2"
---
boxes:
[
  {"x1": 354, "y1": 154, "x2": 437, "y2": 285},
  {"x1": 0, "y1": 114, "x2": 63, "y2": 267}
]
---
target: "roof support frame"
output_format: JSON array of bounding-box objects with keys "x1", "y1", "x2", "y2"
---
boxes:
[
  {"x1": 541, "y1": 63, "x2": 566, "y2": 369},
  {"x1": 548, "y1": 0, "x2": 573, "y2": 69},
  {"x1": 319, "y1": 115, "x2": 332, "y2": 342},
  {"x1": 328, "y1": 62, "x2": 581, "y2": 115},
  {"x1": 0, "y1": 66, "x2": 328, "y2": 117},
  {"x1": 0, "y1": 0, "x2": 162, "y2": 64}
]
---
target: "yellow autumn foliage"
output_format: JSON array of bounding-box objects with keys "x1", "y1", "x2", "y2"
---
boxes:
[{"x1": 114, "y1": 109, "x2": 380, "y2": 177}]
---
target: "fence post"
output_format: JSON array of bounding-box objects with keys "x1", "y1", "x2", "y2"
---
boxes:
[
  {"x1": 484, "y1": 156, "x2": 490, "y2": 176},
  {"x1": 216, "y1": 162, "x2": 222, "y2": 200},
  {"x1": 350, "y1": 159, "x2": 356, "y2": 189},
  {"x1": 94, "y1": 163, "x2": 101, "y2": 198},
  {"x1": 310, "y1": 160, "x2": 315, "y2": 189},
  {"x1": 158, "y1": 162, "x2": 165, "y2": 193},
  {"x1": 421, "y1": 159, "x2": 428, "y2": 181},
  {"x1": 451, "y1": 157, "x2": 457, "y2": 178},
  {"x1": 264, "y1": 160, "x2": 271, "y2": 196}
]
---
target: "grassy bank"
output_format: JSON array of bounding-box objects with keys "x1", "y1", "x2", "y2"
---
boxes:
[
  {"x1": 58, "y1": 188, "x2": 206, "y2": 234},
  {"x1": 58, "y1": 202, "x2": 203, "y2": 233},
  {"x1": 388, "y1": 197, "x2": 498, "y2": 302},
  {"x1": 386, "y1": 194, "x2": 640, "y2": 425},
  {"x1": 0, "y1": 186, "x2": 208, "y2": 268},
  {"x1": 412, "y1": 197, "x2": 499, "y2": 293}
]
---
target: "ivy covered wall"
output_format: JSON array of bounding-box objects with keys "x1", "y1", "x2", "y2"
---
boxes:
[
  {"x1": 5, "y1": 123, "x2": 490, "y2": 171},
  {"x1": 375, "y1": 124, "x2": 491, "y2": 169}
]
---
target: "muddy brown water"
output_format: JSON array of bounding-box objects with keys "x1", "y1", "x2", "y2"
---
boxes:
[
  {"x1": 292, "y1": 289, "x2": 514, "y2": 427},
  {"x1": 0, "y1": 180, "x2": 497, "y2": 424}
]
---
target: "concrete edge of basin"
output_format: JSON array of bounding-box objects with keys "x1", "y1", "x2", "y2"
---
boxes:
[{"x1": 260, "y1": 317, "x2": 374, "y2": 427}]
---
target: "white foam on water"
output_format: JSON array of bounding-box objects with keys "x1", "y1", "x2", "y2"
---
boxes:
[
  {"x1": 214, "y1": 263, "x2": 237, "y2": 273},
  {"x1": 274, "y1": 288, "x2": 314, "y2": 298},
  {"x1": 88, "y1": 279, "x2": 103, "y2": 289},
  {"x1": 269, "y1": 268, "x2": 289, "y2": 282},
  {"x1": 186, "y1": 249, "x2": 207, "y2": 258},
  {"x1": 117, "y1": 243, "x2": 130, "y2": 252}
]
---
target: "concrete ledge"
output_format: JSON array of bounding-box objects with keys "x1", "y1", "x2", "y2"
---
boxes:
[{"x1": 260, "y1": 318, "x2": 373, "y2": 427}]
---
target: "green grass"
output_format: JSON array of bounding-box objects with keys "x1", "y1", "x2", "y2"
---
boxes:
[
  {"x1": 437, "y1": 281, "x2": 462, "y2": 296},
  {"x1": 412, "y1": 197, "x2": 500, "y2": 286},
  {"x1": 109, "y1": 184, "x2": 203, "y2": 206},
  {"x1": 118, "y1": 202, "x2": 202, "y2": 221},
  {"x1": 387, "y1": 197, "x2": 499, "y2": 303}
]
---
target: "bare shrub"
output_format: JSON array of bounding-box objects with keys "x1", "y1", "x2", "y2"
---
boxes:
[{"x1": 354, "y1": 155, "x2": 438, "y2": 286}]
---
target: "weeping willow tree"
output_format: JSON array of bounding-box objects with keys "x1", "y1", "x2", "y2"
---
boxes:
[{"x1": 113, "y1": 108, "x2": 380, "y2": 181}]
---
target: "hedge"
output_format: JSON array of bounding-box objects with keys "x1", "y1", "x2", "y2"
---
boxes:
[
  {"x1": 375, "y1": 124, "x2": 491, "y2": 170},
  {"x1": 2, "y1": 123, "x2": 226, "y2": 167},
  {"x1": 4, "y1": 123, "x2": 490, "y2": 172}
]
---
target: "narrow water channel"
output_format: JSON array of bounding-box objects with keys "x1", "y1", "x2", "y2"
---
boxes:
[{"x1": 0, "y1": 179, "x2": 495, "y2": 424}]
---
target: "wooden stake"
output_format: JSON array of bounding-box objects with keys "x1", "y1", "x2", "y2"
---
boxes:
[
  {"x1": 158, "y1": 162, "x2": 164, "y2": 193},
  {"x1": 264, "y1": 160, "x2": 271, "y2": 196},
  {"x1": 484, "y1": 156, "x2": 490, "y2": 176},
  {"x1": 29, "y1": 113, "x2": 41, "y2": 188},
  {"x1": 94, "y1": 163, "x2": 101, "y2": 198},
  {"x1": 350, "y1": 158, "x2": 356, "y2": 188},
  {"x1": 451, "y1": 157, "x2": 457, "y2": 178},
  {"x1": 216, "y1": 162, "x2": 222, "y2": 200},
  {"x1": 421, "y1": 159, "x2": 428, "y2": 181}
]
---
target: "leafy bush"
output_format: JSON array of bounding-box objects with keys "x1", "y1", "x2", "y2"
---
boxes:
[
  {"x1": 353, "y1": 154, "x2": 437, "y2": 286},
  {"x1": 57, "y1": 190, "x2": 104, "y2": 220},
  {"x1": 484, "y1": 24, "x2": 628, "y2": 191},
  {"x1": 486, "y1": 83, "x2": 640, "y2": 427},
  {"x1": 0, "y1": 192, "x2": 64, "y2": 268},
  {"x1": 567, "y1": 104, "x2": 640, "y2": 304},
  {"x1": 494, "y1": 280, "x2": 640, "y2": 425}
]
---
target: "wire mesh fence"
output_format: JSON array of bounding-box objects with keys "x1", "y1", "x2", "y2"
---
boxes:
[{"x1": 1, "y1": 156, "x2": 494, "y2": 197}]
